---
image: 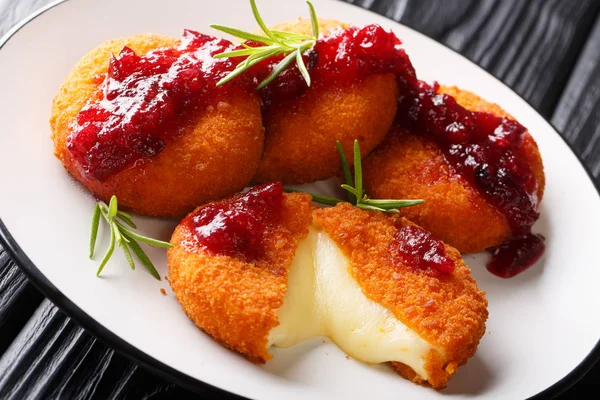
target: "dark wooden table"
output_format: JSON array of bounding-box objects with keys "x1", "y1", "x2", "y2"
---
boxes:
[{"x1": 1, "y1": 0, "x2": 600, "y2": 398}]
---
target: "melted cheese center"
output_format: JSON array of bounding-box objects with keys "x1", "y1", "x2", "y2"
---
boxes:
[{"x1": 268, "y1": 226, "x2": 436, "y2": 380}]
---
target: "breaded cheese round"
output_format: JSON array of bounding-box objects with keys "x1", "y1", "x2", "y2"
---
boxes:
[
  {"x1": 253, "y1": 19, "x2": 398, "y2": 184},
  {"x1": 362, "y1": 86, "x2": 545, "y2": 254},
  {"x1": 50, "y1": 34, "x2": 264, "y2": 218},
  {"x1": 167, "y1": 192, "x2": 314, "y2": 362},
  {"x1": 313, "y1": 203, "x2": 488, "y2": 389}
]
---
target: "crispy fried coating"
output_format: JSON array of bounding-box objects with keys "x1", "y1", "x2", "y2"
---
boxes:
[
  {"x1": 167, "y1": 193, "x2": 313, "y2": 362},
  {"x1": 50, "y1": 34, "x2": 264, "y2": 218},
  {"x1": 363, "y1": 86, "x2": 545, "y2": 253},
  {"x1": 253, "y1": 19, "x2": 398, "y2": 184},
  {"x1": 313, "y1": 203, "x2": 488, "y2": 389}
]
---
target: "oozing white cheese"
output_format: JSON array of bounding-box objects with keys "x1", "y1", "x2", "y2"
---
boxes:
[{"x1": 268, "y1": 226, "x2": 437, "y2": 380}]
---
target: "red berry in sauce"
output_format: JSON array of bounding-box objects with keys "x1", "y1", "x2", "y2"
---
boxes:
[{"x1": 391, "y1": 225, "x2": 455, "y2": 274}]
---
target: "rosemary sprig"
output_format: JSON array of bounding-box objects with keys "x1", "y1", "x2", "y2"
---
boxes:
[
  {"x1": 290, "y1": 140, "x2": 425, "y2": 213},
  {"x1": 211, "y1": 0, "x2": 319, "y2": 89},
  {"x1": 89, "y1": 196, "x2": 172, "y2": 280}
]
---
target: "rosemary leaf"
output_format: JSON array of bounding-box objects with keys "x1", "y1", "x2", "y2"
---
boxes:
[
  {"x1": 308, "y1": 193, "x2": 344, "y2": 206},
  {"x1": 213, "y1": 47, "x2": 259, "y2": 59},
  {"x1": 222, "y1": 45, "x2": 279, "y2": 59},
  {"x1": 257, "y1": 51, "x2": 296, "y2": 89},
  {"x1": 108, "y1": 196, "x2": 118, "y2": 219},
  {"x1": 296, "y1": 48, "x2": 311, "y2": 87},
  {"x1": 97, "y1": 227, "x2": 115, "y2": 276},
  {"x1": 357, "y1": 203, "x2": 400, "y2": 213},
  {"x1": 250, "y1": 0, "x2": 277, "y2": 41},
  {"x1": 307, "y1": 1, "x2": 319, "y2": 38},
  {"x1": 336, "y1": 142, "x2": 356, "y2": 204},
  {"x1": 291, "y1": 140, "x2": 425, "y2": 214},
  {"x1": 115, "y1": 222, "x2": 172, "y2": 248},
  {"x1": 271, "y1": 30, "x2": 314, "y2": 41},
  {"x1": 112, "y1": 221, "x2": 123, "y2": 244},
  {"x1": 89, "y1": 204, "x2": 101, "y2": 259},
  {"x1": 121, "y1": 241, "x2": 135, "y2": 270},
  {"x1": 363, "y1": 199, "x2": 425, "y2": 209},
  {"x1": 117, "y1": 211, "x2": 137, "y2": 229},
  {"x1": 89, "y1": 196, "x2": 170, "y2": 279},
  {"x1": 353, "y1": 140, "x2": 363, "y2": 200},
  {"x1": 285, "y1": 189, "x2": 343, "y2": 206},
  {"x1": 216, "y1": 48, "x2": 280, "y2": 87},
  {"x1": 98, "y1": 204, "x2": 114, "y2": 226},
  {"x1": 211, "y1": 0, "x2": 318, "y2": 88},
  {"x1": 126, "y1": 237, "x2": 161, "y2": 280},
  {"x1": 340, "y1": 184, "x2": 361, "y2": 198},
  {"x1": 209, "y1": 24, "x2": 274, "y2": 45}
]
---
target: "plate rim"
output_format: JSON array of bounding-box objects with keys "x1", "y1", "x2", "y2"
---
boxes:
[{"x1": 0, "y1": 0, "x2": 598, "y2": 398}]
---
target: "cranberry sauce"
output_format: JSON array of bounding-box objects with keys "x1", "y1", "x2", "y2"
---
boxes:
[
  {"x1": 391, "y1": 225, "x2": 455, "y2": 274},
  {"x1": 487, "y1": 233, "x2": 545, "y2": 278},
  {"x1": 395, "y1": 79, "x2": 544, "y2": 277},
  {"x1": 67, "y1": 30, "x2": 251, "y2": 182},
  {"x1": 253, "y1": 24, "x2": 416, "y2": 106},
  {"x1": 250, "y1": 23, "x2": 543, "y2": 277},
  {"x1": 184, "y1": 182, "x2": 284, "y2": 260},
  {"x1": 397, "y1": 81, "x2": 539, "y2": 235}
]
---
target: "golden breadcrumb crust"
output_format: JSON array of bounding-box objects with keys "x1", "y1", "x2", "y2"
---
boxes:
[
  {"x1": 167, "y1": 192, "x2": 313, "y2": 362},
  {"x1": 313, "y1": 203, "x2": 488, "y2": 389},
  {"x1": 363, "y1": 86, "x2": 545, "y2": 253},
  {"x1": 253, "y1": 19, "x2": 398, "y2": 184},
  {"x1": 50, "y1": 34, "x2": 264, "y2": 218}
]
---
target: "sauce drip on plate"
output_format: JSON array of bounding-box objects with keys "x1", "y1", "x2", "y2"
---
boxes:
[
  {"x1": 395, "y1": 79, "x2": 544, "y2": 277},
  {"x1": 486, "y1": 233, "x2": 545, "y2": 278}
]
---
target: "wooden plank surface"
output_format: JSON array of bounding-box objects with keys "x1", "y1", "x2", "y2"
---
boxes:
[
  {"x1": 350, "y1": 0, "x2": 600, "y2": 117},
  {"x1": 553, "y1": 16, "x2": 600, "y2": 182},
  {"x1": 0, "y1": 0, "x2": 599, "y2": 398}
]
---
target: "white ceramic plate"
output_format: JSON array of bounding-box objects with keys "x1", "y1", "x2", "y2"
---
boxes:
[{"x1": 1, "y1": 0, "x2": 599, "y2": 398}]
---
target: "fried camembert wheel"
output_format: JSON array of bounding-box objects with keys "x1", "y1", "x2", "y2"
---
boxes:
[
  {"x1": 363, "y1": 86, "x2": 545, "y2": 254},
  {"x1": 168, "y1": 183, "x2": 488, "y2": 389},
  {"x1": 253, "y1": 19, "x2": 398, "y2": 184},
  {"x1": 51, "y1": 34, "x2": 264, "y2": 218}
]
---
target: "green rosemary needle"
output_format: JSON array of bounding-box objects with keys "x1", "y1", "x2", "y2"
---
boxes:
[
  {"x1": 288, "y1": 140, "x2": 425, "y2": 213},
  {"x1": 211, "y1": 0, "x2": 319, "y2": 88},
  {"x1": 89, "y1": 196, "x2": 172, "y2": 280}
]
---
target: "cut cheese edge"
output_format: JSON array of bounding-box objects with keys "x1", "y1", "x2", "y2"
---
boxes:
[{"x1": 268, "y1": 225, "x2": 439, "y2": 380}]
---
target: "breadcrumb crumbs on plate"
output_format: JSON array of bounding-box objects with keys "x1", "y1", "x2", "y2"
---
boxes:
[{"x1": 160, "y1": 288, "x2": 167, "y2": 295}]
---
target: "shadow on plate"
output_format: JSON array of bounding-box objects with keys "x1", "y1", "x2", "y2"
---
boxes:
[
  {"x1": 443, "y1": 354, "x2": 495, "y2": 395},
  {"x1": 264, "y1": 337, "x2": 494, "y2": 396}
]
